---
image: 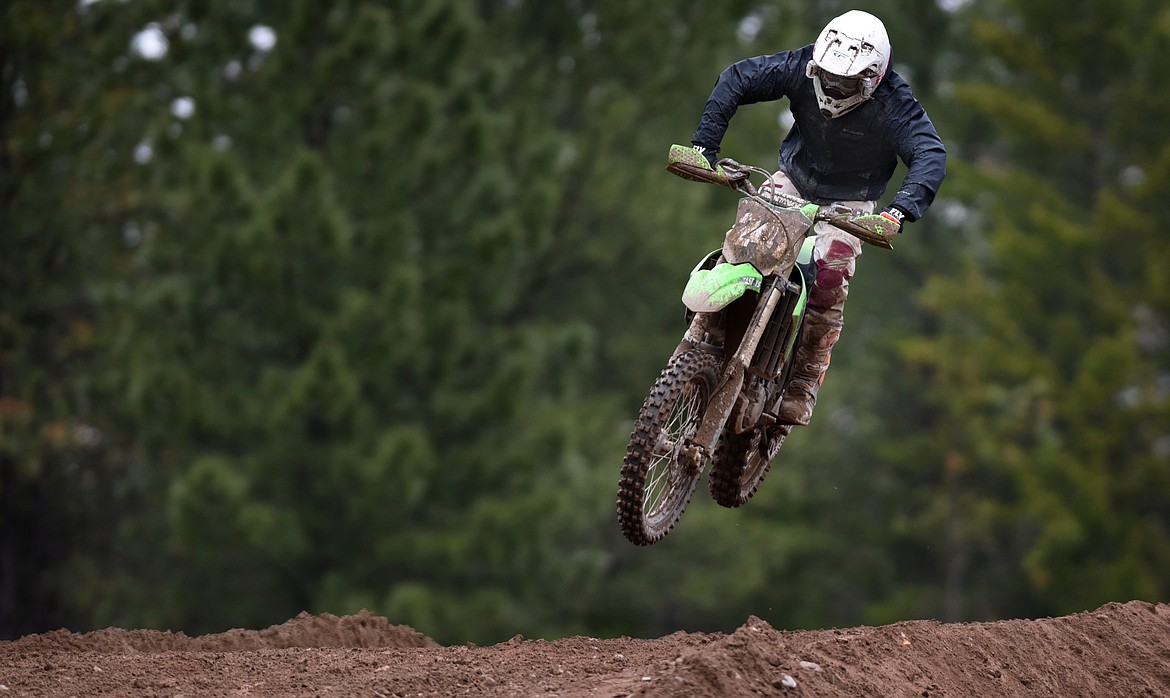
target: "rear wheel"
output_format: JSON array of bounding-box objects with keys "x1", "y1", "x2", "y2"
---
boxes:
[
  {"x1": 617, "y1": 350, "x2": 720, "y2": 545},
  {"x1": 709, "y1": 423, "x2": 789, "y2": 508}
]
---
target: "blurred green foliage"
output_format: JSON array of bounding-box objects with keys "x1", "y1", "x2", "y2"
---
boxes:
[{"x1": 2, "y1": 0, "x2": 1168, "y2": 645}]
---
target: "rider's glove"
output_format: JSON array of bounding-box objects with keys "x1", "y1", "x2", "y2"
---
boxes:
[
  {"x1": 691, "y1": 143, "x2": 718, "y2": 169},
  {"x1": 853, "y1": 206, "x2": 907, "y2": 237},
  {"x1": 879, "y1": 205, "x2": 907, "y2": 233}
]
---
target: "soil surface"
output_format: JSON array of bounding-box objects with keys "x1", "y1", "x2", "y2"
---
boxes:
[{"x1": 2, "y1": 601, "x2": 1169, "y2": 697}]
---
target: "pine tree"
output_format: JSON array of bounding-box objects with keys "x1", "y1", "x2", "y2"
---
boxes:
[{"x1": 869, "y1": 0, "x2": 1170, "y2": 621}]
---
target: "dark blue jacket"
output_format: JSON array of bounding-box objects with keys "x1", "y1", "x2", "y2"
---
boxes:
[{"x1": 692, "y1": 45, "x2": 947, "y2": 221}]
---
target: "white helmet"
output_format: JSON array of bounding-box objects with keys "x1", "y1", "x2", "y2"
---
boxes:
[{"x1": 806, "y1": 10, "x2": 891, "y2": 118}]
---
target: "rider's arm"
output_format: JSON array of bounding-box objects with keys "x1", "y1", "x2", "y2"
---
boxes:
[
  {"x1": 690, "y1": 49, "x2": 807, "y2": 155},
  {"x1": 884, "y1": 81, "x2": 947, "y2": 222}
]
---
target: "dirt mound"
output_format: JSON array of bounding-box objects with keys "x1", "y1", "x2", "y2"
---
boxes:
[
  {"x1": 2, "y1": 609, "x2": 435, "y2": 654},
  {"x1": 654, "y1": 601, "x2": 1170, "y2": 697},
  {"x1": 2, "y1": 601, "x2": 1168, "y2": 697}
]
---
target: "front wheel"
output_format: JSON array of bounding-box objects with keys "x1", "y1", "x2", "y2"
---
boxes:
[
  {"x1": 708, "y1": 423, "x2": 789, "y2": 508},
  {"x1": 617, "y1": 350, "x2": 720, "y2": 545}
]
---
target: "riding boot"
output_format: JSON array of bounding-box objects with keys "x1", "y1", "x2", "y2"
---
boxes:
[{"x1": 776, "y1": 309, "x2": 843, "y2": 426}]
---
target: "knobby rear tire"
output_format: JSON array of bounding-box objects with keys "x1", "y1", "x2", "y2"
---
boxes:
[
  {"x1": 709, "y1": 423, "x2": 788, "y2": 508},
  {"x1": 617, "y1": 350, "x2": 720, "y2": 545}
]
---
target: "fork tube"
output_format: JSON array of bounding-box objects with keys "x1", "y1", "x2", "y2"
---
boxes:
[
  {"x1": 672, "y1": 311, "x2": 714, "y2": 359},
  {"x1": 733, "y1": 281, "x2": 783, "y2": 368}
]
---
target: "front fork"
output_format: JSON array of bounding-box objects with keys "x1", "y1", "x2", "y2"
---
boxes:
[{"x1": 677, "y1": 275, "x2": 793, "y2": 471}]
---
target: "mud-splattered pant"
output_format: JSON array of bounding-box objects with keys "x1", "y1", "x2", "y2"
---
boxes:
[
  {"x1": 764, "y1": 170, "x2": 877, "y2": 424},
  {"x1": 763, "y1": 171, "x2": 877, "y2": 320}
]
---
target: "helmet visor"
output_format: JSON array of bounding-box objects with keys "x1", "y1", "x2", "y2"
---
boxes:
[{"x1": 819, "y1": 71, "x2": 863, "y2": 100}]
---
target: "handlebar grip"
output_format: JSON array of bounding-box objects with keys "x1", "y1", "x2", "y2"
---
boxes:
[
  {"x1": 822, "y1": 213, "x2": 895, "y2": 250},
  {"x1": 666, "y1": 161, "x2": 737, "y2": 188},
  {"x1": 666, "y1": 145, "x2": 746, "y2": 189}
]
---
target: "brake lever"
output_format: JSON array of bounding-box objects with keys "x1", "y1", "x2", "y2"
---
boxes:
[{"x1": 714, "y1": 158, "x2": 753, "y2": 193}]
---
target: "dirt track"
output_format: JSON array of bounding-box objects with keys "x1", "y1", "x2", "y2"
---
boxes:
[{"x1": 2, "y1": 601, "x2": 1169, "y2": 697}]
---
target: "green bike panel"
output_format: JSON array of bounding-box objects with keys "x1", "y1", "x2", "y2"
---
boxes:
[
  {"x1": 682, "y1": 261, "x2": 763, "y2": 313},
  {"x1": 797, "y1": 236, "x2": 815, "y2": 265}
]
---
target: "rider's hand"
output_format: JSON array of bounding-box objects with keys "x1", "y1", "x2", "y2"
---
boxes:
[
  {"x1": 691, "y1": 143, "x2": 718, "y2": 169},
  {"x1": 879, "y1": 206, "x2": 907, "y2": 233},
  {"x1": 853, "y1": 206, "x2": 906, "y2": 237}
]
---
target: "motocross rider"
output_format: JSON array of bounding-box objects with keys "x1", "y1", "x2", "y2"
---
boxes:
[{"x1": 690, "y1": 9, "x2": 947, "y2": 426}]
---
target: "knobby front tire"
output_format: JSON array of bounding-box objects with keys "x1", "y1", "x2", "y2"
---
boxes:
[{"x1": 617, "y1": 350, "x2": 720, "y2": 545}]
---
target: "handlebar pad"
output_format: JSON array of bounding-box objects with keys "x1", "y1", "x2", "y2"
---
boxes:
[
  {"x1": 821, "y1": 213, "x2": 895, "y2": 250},
  {"x1": 665, "y1": 144, "x2": 739, "y2": 188}
]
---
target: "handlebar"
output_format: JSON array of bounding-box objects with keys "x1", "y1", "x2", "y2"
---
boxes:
[
  {"x1": 665, "y1": 145, "x2": 895, "y2": 250},
  {"x1": 717, "y1": 158, "x2": 894, "y2": 250}
]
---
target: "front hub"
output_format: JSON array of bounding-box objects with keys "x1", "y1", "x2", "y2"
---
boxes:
[{"x1": 677, "y1": 443, "x2": 708, "y2": 476}]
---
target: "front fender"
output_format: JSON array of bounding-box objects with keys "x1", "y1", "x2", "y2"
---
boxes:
[{"x1": 682, "y1": 260, "x2": 763, "y2": 313}]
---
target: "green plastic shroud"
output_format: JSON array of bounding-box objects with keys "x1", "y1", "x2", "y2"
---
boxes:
[{"x1": 681, "y1": 236, "x2": 814, "y2": 314}]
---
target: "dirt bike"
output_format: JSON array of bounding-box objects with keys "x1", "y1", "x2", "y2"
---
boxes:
[{"x1": 616, "y1": 144, "x2": 897, "y2": 546}]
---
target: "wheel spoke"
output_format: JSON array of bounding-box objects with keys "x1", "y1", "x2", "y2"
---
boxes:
[
  {"x1": 645, "y1": 381, "x2": 705, "y2": 515},
  {"x1": 645, "y1": 462, "x2": 671, "y2": 512}
]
